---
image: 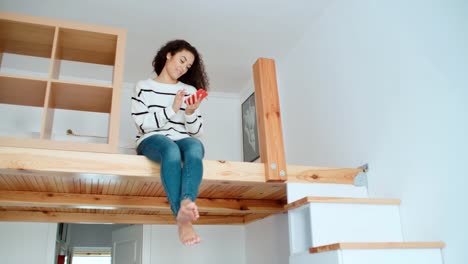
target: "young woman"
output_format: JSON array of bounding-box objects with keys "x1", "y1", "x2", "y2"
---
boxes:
[{"x1": 131, "y1": 39, "x2": 209, "y2": 245}]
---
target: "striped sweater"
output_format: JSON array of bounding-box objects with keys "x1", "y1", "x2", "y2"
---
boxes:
[{"x1": 131, "y1": 78, "x2": 203, "y2": 145}]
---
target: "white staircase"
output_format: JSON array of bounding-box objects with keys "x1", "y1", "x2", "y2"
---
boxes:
[{"x1": 286, "y1": 184, "x2": 444, "y2": 264}]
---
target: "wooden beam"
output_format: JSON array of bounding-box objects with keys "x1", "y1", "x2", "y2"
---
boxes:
[
  {"x1": 0, "y1": 211, "x2": 245, "y2": 225},
  {"x1": 0, "y1": 190, "x2": 285, "y2": 214},
  {"x1": 0, "y1": 147, "x2": 362, "y2": 185},
  {"x1": 253, "y1": 58, "x2": 287, "y2": 182}
]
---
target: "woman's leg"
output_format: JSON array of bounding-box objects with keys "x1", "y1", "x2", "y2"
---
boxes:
[
  {"x1": 175, "y1": 137, "x2": 205, "y2": 205},
  {"x1": 174, "y1": 137, "x2": 205, "y2": 245},
  {"x1": 136, "y1": 134, "x2": 182, "y2": 216}
]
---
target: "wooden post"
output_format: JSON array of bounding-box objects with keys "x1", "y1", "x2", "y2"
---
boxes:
[{"x1": 252, "y1": 58, "x2": 287, "y2": 182}]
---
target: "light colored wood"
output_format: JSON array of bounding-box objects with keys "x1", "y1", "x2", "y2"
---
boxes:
[
  {"x1": 50, "y1": 26, "x2": 62, "y2": 80},
  {"x1": 253, "y1": 58, "x2": 287, "y2": 182},
  {"x1": 57, "y1": 28, "x2": 117, "y2": 65},
  {"x1": 0, "y1": 147, "x2": 364, "y2": 224},
  {"x1": 49, "y1": 80, "x2": 113, "y2": 113},
  {"x1": 41, "y1": 82, "x2": 55, "y2": 139},
  {"x1": 0, "y1": 147, "x2": 362, "y2": 185},
  {"x1": 107, "y1": 31, "x2": 126, "y2": 151},
  {"x1": 0, "y1": 211, "x2": 245, "y2": 225},
  {"x1": 0, "y1": 138, "x2": 114, "y2": 153},
  {"x1": 309, "y1": 242, "x2": 446, "y2": 253},
  {"x1": 0, "y1": 190, "x2": 285, "y2": 214},
  {"x1": 41, "y1": 27, "x2": 60, "y2": 139},
  {"x1": 0, "y1": 74, "x2": 47, "y2": 107},
  {"x1": 287, "y1": 164, "x2": 362, "y2": 184},
  {"x1": 285, "y1": 196, "x2": 401, "y2": 211},
  {"x1": 0, "y1": 12, "x2": 126, "y2": 153},
  {"x1": 0, "y1": 18, "x2": 55, "y2": 58},
  {"x1": 0, "y1": 12, "x2": 125, "y2": 37}
]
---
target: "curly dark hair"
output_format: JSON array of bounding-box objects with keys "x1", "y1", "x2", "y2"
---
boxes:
[{"x1": 152, "y1": 39, "x2": 209, "y2": 91}]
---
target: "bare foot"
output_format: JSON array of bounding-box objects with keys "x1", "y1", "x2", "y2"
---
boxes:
[
  {"x1": 177, "y1": 220, "x2": 201, "y2": 246},
  {"x1": 177, "y1": 199, "x2": 200, "y2": 222}
]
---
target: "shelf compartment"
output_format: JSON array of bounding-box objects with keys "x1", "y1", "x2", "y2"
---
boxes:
[
  {"x1": 0, "y1": 104, "x2": 43, "y2": 140},
  {"x1": 47, "y1": 108, "x2": 110, "y2": 144},
  {"x1": 0, "y1": 74, "x2": 46, "y2": 141},
  {"x1": 0, "y1": 53, "x2": 51, "y2": 79},
  {"x1": 49, "y1": 81, "x2": 113, "y2": 113},
  {"x1": 0, "y1": 12, "x2": 125, "y2": 153},
  {"x1": 0, "y1": 19, "x2": 55, "y2": 58},
  {"x1": 56, "y1": 28, "x2": 117, "y2": 66},
  {"x1": 51, "y1": 60, "x2": 114, "y2": 86},
  {"x1": 0, "y1": 74, "x2": 48, "y2": 107}
]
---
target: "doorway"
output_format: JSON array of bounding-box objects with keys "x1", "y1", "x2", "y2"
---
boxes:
[{"x1": 55, "y1": 223, "x2": 135, "y2": 264}]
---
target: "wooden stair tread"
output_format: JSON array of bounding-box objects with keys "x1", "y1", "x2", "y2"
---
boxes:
[
  {"x1": 285, "y1": 196, "x2": 401, "y2": 211},
  {"x1": 310, "y1": 242, "x2": 445, "y2": 253}
]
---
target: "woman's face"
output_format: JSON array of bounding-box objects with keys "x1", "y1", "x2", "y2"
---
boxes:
[{"x1": 165, "y1": 49, "x2": 195, "y2": 81}]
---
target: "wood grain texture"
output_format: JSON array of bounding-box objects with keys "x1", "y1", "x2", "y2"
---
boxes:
[
  {"x1": 0, "y1": 147, "x2": 361, "y2": 185},
  {"x1": 0, "y1": 211, "x2": 245, "y2": 225},
  {"x1": 253, "y1": 58, "x2": 287, "y2": 182},
  {"x1": 0, "y1": 190, "x2": 285, "y2": 214},
  {"x1": 0, "y1": 147, "x2": 363, "y2": 224}
]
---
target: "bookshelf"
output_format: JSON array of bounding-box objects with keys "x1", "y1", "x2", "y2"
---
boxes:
[{"x1": 0, "y1": 12, "x2": 126, "y2": 153}]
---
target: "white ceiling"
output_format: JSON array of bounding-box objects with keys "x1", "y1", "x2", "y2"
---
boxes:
[{"x1": 1, "y1": 0, "x2": 330, "y2": 93}]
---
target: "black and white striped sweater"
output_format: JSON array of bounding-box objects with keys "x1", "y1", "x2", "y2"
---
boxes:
[{"x1": 131, "y1": 78, "x2": 203, "y2": 145}]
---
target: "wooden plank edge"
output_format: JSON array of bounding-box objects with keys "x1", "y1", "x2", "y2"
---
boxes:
[
  {"x1": 286, "y1": 165, "x2": 363, "y2": 184},
  {"x1": 0, "y1": 190, "x2": 286, "y2": 214},
  {"x1": 310, "y1": 242, "x2": 446, "y2": 253},
  {"x1": 0, "y1": 211, "x2": 245, "y2": 225},
  {"x1": 285, "y1": 196, "x2": 401, "y2": 211},
  {"x1": 0, "y1": 146, "x2": 362, "y2": 185}
]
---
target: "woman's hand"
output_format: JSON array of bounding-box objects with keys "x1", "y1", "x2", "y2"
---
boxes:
[
  {"x1": 185, "y1": 93, "x2": 205, "y2": 115},
  {"x1": 172, "y1": 89, "x2": 186, "y2": 113}
]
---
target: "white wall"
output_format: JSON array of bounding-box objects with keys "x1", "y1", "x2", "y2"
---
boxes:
[
  {"x1": 199, "y1": 92, "x2": 242, "y2": 161},
  {"x1": 0, "y1": 222, "x2": 57, "y2": 264},
  {"x1": 276, "y1": 1, "x2": 467, "y2": 263},
  {"x1": 146, "y1": 224, "x2": 245, "y2": 264},
  {"x1": 245, "y1": 214, "x2": 289, "y2": 264}
]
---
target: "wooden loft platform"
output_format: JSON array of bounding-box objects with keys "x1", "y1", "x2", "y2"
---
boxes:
[
  {"x1": 0, "y1": 146, "x2": 363, "y2": 225},
  {"x1": 0, "y1": 56, "x2": 363, "y2": 225}
]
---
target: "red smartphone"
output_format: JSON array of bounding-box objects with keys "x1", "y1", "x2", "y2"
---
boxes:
[{"x1": 184, "y1": 89, "x2": 208, "y2": 104}]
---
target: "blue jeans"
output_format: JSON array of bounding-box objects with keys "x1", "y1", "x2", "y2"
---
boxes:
[{"x1": 137, "y1": 135, "x2": 205, "y2": 217}]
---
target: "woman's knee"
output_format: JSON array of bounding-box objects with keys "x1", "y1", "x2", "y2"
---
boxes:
[
  {"x1": 164, "y1": 146, "x2": 182, "y2": 163},
  {"x1": 184, "y1": 139, "x2": 205, "y2": 160},
  {"x1": 140, "y1": 135, "x2": 181, "y2": 163}
]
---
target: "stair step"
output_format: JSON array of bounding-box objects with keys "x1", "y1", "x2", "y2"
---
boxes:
[
  {"x1": 287, "y1": 196, "x2": 403, "y2": 254},
  {"x1": 287, "y1": 183, "x2": 368, "y2": 203},
  {"x1": 310, "y1": 241, "x2": 445, "y2": 253},
  {"x1": 291, "y1": 242, "x2": 444, "y2": 264},
  {"x1": 285, "y1": 196, "x2": 400, "y2": 211}
]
